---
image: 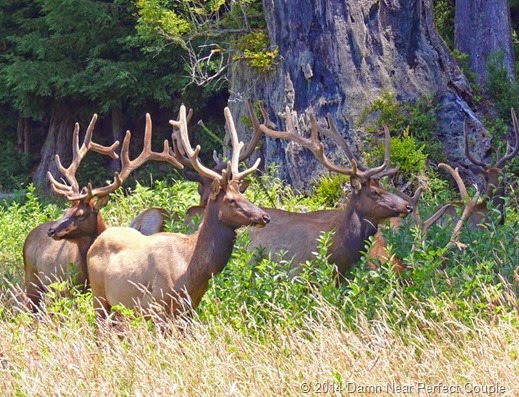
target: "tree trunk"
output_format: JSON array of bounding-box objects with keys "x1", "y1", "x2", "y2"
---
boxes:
[
  {"x1": 32, "y1": 106, "x2": 75, "y2": 193},
  {"x1": 16, "y1": 116, "x2": 31, "y2": 154},
  {"x1": 455, "y1": 0, "x2": 514, "y2": 88},
  {"x1": 228, "y1": 0, "x2": 490, "y2": 192}
]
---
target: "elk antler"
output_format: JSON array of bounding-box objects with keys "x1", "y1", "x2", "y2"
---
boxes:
[
  {"x1": 171, "y1": 106, "x2": 224, "y2": 182},
  {"x1": 394, "y1": 187, "x2": 453, "y2": 236},
  {"x1": 49, "y1": 113, "x2": 183, "y2": 202},
  {"x1": 171, "y1": 105, "x2": 262, "y2": 185},
  {"x1": 258, "y1": 104, "x2": 391, "y2": 182},
  {"x1": 464, "y1": 109, "x2": 519, "y2": 170},
  {"x1": 171, "y1": 106, "x2": 194, "y2": 168},
  {"x1": 47, "y1": 114, "x2": 120, "y2": 199},
  {"x1": 438, "y1": 163, "x2": 481, "y2": 250},
  {"x1": 496, "y1": 108, "x2": 519, "y2": 167},
  {"x1": 240, "y1": 99, "x2": 276, "y2": 162},
  {"x1": 225, "y1": 107, "x2": 262, "y2": 181}
]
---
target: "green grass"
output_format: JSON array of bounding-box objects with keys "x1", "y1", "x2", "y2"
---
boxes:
[{"x1": 0, "y1": 172, "x2": 518, "y2": 395}]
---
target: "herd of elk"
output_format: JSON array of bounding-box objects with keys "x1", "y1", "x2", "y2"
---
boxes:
[
  {"x1": 23, "y1": 113, "x2": 183, "y2": 311},
  {"x1": 86, "y1": 106, "x2": 270, "y2": 318},
  {"x1": 21, "y1": 99, "x2": 517, "y2": 319}
]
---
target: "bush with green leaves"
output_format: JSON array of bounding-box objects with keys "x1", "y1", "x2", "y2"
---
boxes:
[
  {"x1": 0, "y1": 169, "x2": 517, "y2": 340},
  {"x1": 358, "y1": 92, "x2": 442, "y2": 163}
]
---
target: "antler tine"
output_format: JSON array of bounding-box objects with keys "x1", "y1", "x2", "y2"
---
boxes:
[
  {"x1": 361, "y1": 125, "x2": 391, "y2": 179},
  {"x1": 316, "y1": 113, "x2": 366, "y2": 171},
  {"x1": 224, "y1": 107, "x2": 261, "y2": 181},
  {"x1": 82, "y1": 114, "x2": 120, "y2": 160},
  {"x1": 396, "y1": 186, "x2": 423, "y2": 209},
  {"x1": 48, "y1": 114, "x2": 121, "y2": 199},
  {"x1": 170, "y1": 105, "x2": 222, "y2": 182},
  {"x1": 239, "y1": 99, "x2": 265, "y2": 162},
  {"x1": 438, "y1": 163, "x2": 469, "y2": 202},
  {"x1": 496, "y1": 108, "x2": 519, "y2": 167},
  {"x1": 307, "y1": 111, "x2": 361, "y2": 175},
  {"x1": 421, "y1": 203, "x2": 453, "y2": 235},
  {"x1": 463, "y1": 118, "x2": 487, "y2": 169},
  {"x1": 446, "y1": 189, "x2": 480, "y2": 251},
  {"x1": 117, "y1": 113, "x2": 183, "y2": 185}
]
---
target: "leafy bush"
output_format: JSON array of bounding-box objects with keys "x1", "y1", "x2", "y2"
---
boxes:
[
  {"x1": 358, "y1": 92, "x2": 442, "y2": 161},
  {"x1": 487, "y1": 51, "x2": 519, "y2": 121}
]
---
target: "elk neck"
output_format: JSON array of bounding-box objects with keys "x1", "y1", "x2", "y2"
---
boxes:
[
  {"x1": 329, "y1": 193, "x2": 380, "y2": 275},
  {"x1": 187, "y1": 197, "x2": 237, "y2": 286}
]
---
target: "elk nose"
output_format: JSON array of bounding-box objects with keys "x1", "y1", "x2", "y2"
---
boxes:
[
  {"x1": 262, "y1": 214, "x2": 271, "y2": 224},
  {"x1": 406, "y1": 204, "x2": 414, "y2": 214},
  {"x1": 47, "y1": 227, "x2": 56, "y2": 237}
]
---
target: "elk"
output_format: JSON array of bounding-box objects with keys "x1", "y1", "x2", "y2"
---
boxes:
[
  {"x1": 130, "y1": 105, "x2": 261, "y2": 234},
  {"x1": 246, "y1": 104, "x2": 413, "y2": 279},
  {"x1": 86, "y1": 105, "x2": 270, "y2": 319},
  {"x1": 450, "y1": 110, "x2": 519, "y2": 227},
  {"x1": 23, "y1": 113, "x2": 182, "y2": 311}
]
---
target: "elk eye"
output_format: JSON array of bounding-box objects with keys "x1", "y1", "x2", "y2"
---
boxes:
[
  {"x1": 228, "y1": 198, "x2": 236, "y2": 205},
  {"x1": 76, "y1": 209, "x2": 85, "y2": 219}
]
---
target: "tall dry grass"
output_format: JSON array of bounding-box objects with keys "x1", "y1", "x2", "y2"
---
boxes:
[{"x1": 0, "y1": 291, "x2": 517, "y2": 397}]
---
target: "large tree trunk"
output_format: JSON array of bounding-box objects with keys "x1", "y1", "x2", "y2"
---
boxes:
[
  {"x1": 16, "y1": 116, "x2": 31, "y2": 154},
  {"x1": 228, "y1": 0, "x2": 490, "y2": 192},
  {"x1": 33, "y1": 106, "x2": 75, "y2": 193},
  {"x1": 455, "y1": 0, "x2": 515, "y2": 88}
]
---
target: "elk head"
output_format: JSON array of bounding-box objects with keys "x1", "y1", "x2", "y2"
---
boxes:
[
  {"x1": 254, "y1": 102, "x2": 413, "y2": 224},
  {"x1": 170, "y1": 106, "x2": 270, "y2": 229},
  {"x1": 464, "y1": 109, "x2": 519, "y2": 224},
  {"x1": 47, "y1": 113, "x2": 183, "y2": 240}
]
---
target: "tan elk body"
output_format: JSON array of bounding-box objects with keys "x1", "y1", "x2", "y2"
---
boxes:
[
  {"x1": 23, "y1": 114, "x2": 182, "y2": 310},
  {"x1": 86, "y1": 106, "x2": 270, "y2": 318}
]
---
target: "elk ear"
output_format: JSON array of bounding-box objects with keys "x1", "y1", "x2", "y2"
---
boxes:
[
  {"x1": 239, "y1": 179, "x2": 251, "y2": 193},
  {"x1": 94, "y1": 195, "x2": 110, "y2": 209},
  {"x1": 350, "y1": 176, "x2": 362, "y2": 193},
  {"x1": 209, "y1": 178, "x2": 222, "y2": 200}
]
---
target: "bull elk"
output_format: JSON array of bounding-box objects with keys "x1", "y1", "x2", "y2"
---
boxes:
[
  {"x1": 86, "y1": 105, "x2": 270, "y2": 319},
  {"x1": 23, "y1": 114, "x2": 182, "y2": 311},
  {"x1": 450, "y1": 110, "x2": 519, "y2": 227},
  {"x1": 130, "y1": 105, "x2": 260, "y2": 234},
  {"x1": 246, "y1": 103, "x2": 413, "y2": 279}
]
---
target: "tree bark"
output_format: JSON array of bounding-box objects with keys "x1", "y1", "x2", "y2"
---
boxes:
[
  {"x1": 32, "y1": 106, "x2": 76, "y2": 193},
  {"x1": 16, "y1": 116, "x2": 31, "y2": 154},
  {"x1": 455, "y1": 0, "x2": 515, "y2": 88},
  {"x1": 228, "y1": 0, "x2": 490, "y2": 192}
]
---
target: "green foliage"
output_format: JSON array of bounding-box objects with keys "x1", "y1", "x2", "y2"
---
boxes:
[
  {"x1": 0, "y1": 172, "x2": 517, "y2": 342},
  {"x1": 358, "y1": 92, "x2": 441, "y2": 163},
  {"x1": 234, "y1": 31, "x2": 278, "y2": 72},
  {"x1": 487, "y1": 51, "x2": 519, "y2": 121},
  {"x1": 373, "y1": 128, "x2": 428, "y2": 174},
  {"x1": 0, "y1": 141, "x2": 31, "y2": 191},
  {"x1": 313, "y1": 174, "x2": 348, "y2": 208},
  {"x1": 433, "y1": 0, "x2": 454, "y2": 49}
]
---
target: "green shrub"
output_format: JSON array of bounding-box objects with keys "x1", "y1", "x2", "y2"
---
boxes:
[{"x1": 487, "y1": 51, "x2": 519, "y2": 121}]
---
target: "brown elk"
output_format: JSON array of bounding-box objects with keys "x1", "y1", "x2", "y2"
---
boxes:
[
  {"x1": 447, "y1": 110, "x2": 519, "y2": 227},
  {"x1": 23, "y1": 113, "x2": 182, "y2": 311},
  {"x1": 86, "y1": 106, "x2": 270, "y2": 319},
  {"x1": 130, "y1": 105, "x2": 260, "y2": 235},
  {"x1": 246, "y1": 104, "x2": 413, "y2": 279}
]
